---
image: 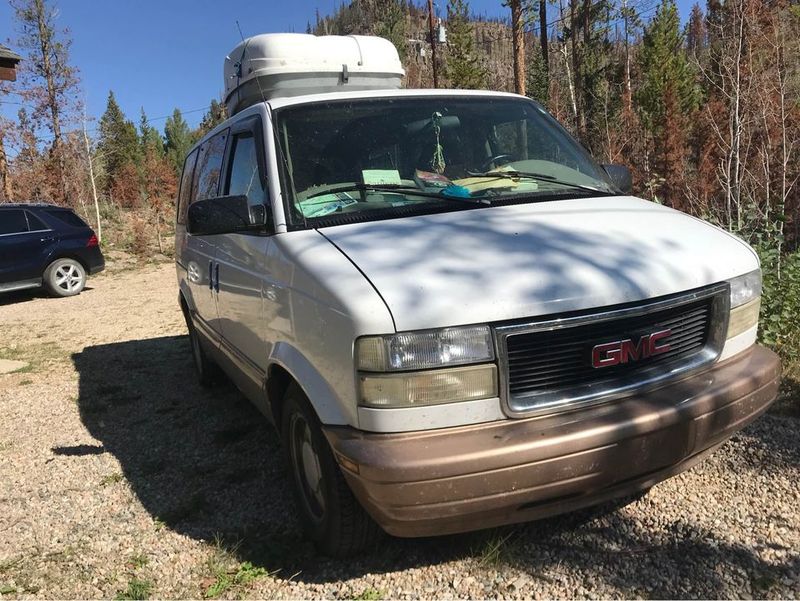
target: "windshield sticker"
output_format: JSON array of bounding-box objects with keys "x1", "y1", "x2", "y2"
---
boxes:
[
  {"x1": 297, "y1": 193, "x2": 358, "y2": 217},
  {"x1": 362, "y1": 169, "x2": 402, "y2": 186}
]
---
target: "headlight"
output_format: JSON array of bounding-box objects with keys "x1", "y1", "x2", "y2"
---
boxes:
[
  {"x1": 360, "y1": 364, "x2": 498, "y2": 408},
  {"x1": 727, "y1": 269, "x2": 761, "y2": 338},
  {"x1": 728, "y1": 269, "x2": 761, "y2": 308},
  {"x1": 356, "y1": 325, "x2": 494, "y2": 371}
]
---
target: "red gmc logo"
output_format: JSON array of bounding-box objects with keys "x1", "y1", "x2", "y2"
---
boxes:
[{"x1": 591, "y1": 329, "x2": 672, "y2": 368}]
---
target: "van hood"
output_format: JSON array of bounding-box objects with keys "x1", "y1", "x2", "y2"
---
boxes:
[{"x1": 319, "y1": 196, "x2": 758, "y2": 332}]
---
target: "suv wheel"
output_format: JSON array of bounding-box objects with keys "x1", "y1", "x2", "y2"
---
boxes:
[
  {"x1": 281, "y1": 383, "x2": 381, "y2": 557},
  {"x1": 44, "y1": 258, "x2": 86, "y2": 297}
]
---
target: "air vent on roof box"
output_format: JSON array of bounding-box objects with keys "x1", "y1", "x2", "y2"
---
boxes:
[{"x1": 223, "y1": 33, "x2": 405, "y2": 115}]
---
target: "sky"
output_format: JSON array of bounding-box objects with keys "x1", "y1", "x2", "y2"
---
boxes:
[{"x1": 0, "y1": 0, "x2": 697, "y2": 136}]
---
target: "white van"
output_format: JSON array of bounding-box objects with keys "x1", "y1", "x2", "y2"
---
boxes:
[{"x1": 175, "y1": 34, "x2": 780, "y2": 556}]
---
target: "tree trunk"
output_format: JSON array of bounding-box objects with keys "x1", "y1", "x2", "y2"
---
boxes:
[
  {"x1": 83, "y1": 118, "x2": 102, "y2": 242},
  {"x1": 0, "y1": 135, "x2": 11, "y2": 201},
  {"x1": 510, "y1": 0, "x2": 526, "y2": 96},
  {"x1": 32, "y1": 0, "x2": 67, "y2": 203},
  {"x1": 539, "y1": 0, "x2": 549, "y2": 75}
]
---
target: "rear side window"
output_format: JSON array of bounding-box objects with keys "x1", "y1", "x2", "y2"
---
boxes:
[
  {"x1": 0, "y1": 209, "x2": 29, "y2": 235},
  {"x1": 44, "y1": 210, "x2": 86, "y2": 228},
  {"x1": 26, "y1": 211, "x2": 49, "y2": 230},
  {"x1": 177, "y1": 148, "x2": 199, "y2": 224},
  {"x1": 192, "y1": 129, "x2": 229, "y2": 202}
]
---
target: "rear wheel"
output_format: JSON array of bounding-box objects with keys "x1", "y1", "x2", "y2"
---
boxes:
[
  {"x1": 43, "y1": 258, "x2": 86, "y2": 297},
  {"x1": 281, "y1": 383, "x2": 380, "y2": 557}
]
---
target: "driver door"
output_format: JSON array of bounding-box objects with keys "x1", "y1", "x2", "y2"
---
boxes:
[{"x1": 214, "y1": 114, "x2": 272, "y2": 391}]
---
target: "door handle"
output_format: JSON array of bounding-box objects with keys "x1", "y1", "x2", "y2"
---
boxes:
[
  {"x1": 208, "y1": 261, "x2": 213, "y2": 290},
  {"x1": 214, "y1": 263, "x2": 220, "y2": 293}
]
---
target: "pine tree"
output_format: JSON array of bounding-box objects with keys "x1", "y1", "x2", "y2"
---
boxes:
[
  {"x1": 139, "y1": 108, "x2": 163, "y2": 156},
  {"x1": 445, "y1": 0, "x2": 488, "y2": 89},
  {"x1": 526, "y1": 42, "x2": 549, "y2": 104},
  {"x1": 685, "y1": 3, "x2": 706, "y2": 55},
  {"x1": 97, "y1": 90, "x2": 140, "y2": 195},
  {"x1": 194, "y1": 99, "x2": 227, "y2": 140},
  {"x1": 164, "y1": 108, "x2": 192, "y2": 177},
  {"x1": 375, "y1": 0, "x2": 407, "y2": 60},
  {"x1": 637, "y1": 0, "x2": 698, "y2": 207},
  {"x1": 637, "y1": 0, "x2": 698, "y2": 132}
]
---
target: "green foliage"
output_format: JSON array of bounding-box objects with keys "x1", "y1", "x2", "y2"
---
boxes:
[
  {"x1": 114, "y1": 578, "x2": 152, "y2": 601},
  {"x1": 374, "y1": 0, "x2": 408, "y2": 61},
  {"x1": 755, "y1": 241, "x2": 800, "y2": 360},
  {"x1": 203, "y1": 562, "x2": 268, "y2": 598},
  {"x1": 164, "y1": 108, "x2": 193, "y2": 177},
  {"x1": 194, "y1": 99, "x2": 228, "y2": 141},
  {"x1": 444, "y1": 0, "x2": 488, "y2": 89},
  {"x1": 353, "y1": 588, "x2": 384, "y2": 600},
  {"x1": 138, "y1": 108, "x2": 163, "y2": 156},
  {"x1": 98, "y1": 91, "x2": 141, "y2": 192},
  {"x1": 526, "y1": 42, "x2": 548, "y2": 104},
  {"x1": 636, "y1": 0, "x2": 698, "y2": 133}
]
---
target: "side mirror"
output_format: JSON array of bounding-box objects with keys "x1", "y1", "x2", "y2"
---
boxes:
[
  {"x1": 187, "y1": 195, "x2": 268, "y2": 236},
  {"x1": 602, "y1": 164, "x2": 633, "y2": 195}
]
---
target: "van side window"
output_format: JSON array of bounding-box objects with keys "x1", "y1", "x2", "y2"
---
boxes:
[
  {"x1": 192, "y1": 129, "x2": 229, "y2": 202},
  {"x1": 177, "y1": 148, "x2": 199, "y2": 224},
  {"x1": 226, "y1": 132, "x2": 267, "y2": 207},
  {"x1": 0, "y1": 210, "x2": 29, "y2": 235}
]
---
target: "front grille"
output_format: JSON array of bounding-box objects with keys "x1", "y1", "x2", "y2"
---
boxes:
[{"x1": 496, "y1": 285, "x2": 729, "y2": 415}]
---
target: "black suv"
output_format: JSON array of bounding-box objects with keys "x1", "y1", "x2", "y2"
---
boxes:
[{"x1": 0, "y1": 203, "x2": 104, "y2": 297}]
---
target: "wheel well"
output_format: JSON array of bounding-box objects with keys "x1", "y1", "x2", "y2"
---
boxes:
[
  {"x1": 266, "y1": 364, "x2": 294, "y2": 426},
  {"x1": 47, "y1": 254, "x2": 89, "y2": 274}
]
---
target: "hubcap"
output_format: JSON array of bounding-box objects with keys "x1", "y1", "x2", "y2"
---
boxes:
[
  {"x1": 291, "y1": 415, "x2": 326, "y2": 520},
  {"x1": 55, "y1": 264, "x2": 83, "y2": 292}
]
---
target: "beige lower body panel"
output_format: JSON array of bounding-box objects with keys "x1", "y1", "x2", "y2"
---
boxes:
[{"x1": 324, "y1": 345, "x2": 781, "y2": 538}]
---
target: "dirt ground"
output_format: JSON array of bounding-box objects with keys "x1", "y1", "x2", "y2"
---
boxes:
[{"x1": 0, "y1": 255, "x2": 798, "y2": 599}]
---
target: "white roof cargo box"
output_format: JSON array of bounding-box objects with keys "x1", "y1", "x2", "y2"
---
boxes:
[{"x1": 223, "y1": 34, "x2": 405, "y2": 115}]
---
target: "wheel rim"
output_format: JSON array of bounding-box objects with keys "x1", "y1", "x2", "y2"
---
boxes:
[
  {"x1": 290, "y1": 413, "x2": 326, "y2": 521},
  {"x1": 55, "y1": 263, "x2": 83, "y2": 292}
]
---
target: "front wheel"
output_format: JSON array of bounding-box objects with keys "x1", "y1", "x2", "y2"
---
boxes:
[
  {"x1": 281, "y1": 384, "x2": 380, "y2": 557},
  {"x1": 43, "y1": 258, "x2": 86, "y2": 297}
]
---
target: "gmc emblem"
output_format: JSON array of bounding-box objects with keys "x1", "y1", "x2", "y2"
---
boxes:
[{"x1": 591, "y1": 329, "x2": 672, "y2": 368}]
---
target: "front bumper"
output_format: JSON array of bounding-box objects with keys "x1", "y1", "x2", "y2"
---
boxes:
[{"x1": 324, "y1": 345, "x2": 780, "y2": 538}]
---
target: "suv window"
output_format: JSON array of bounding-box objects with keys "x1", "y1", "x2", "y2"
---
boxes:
[
  {"x1": 225, "y1": 132, "x2": 266, "y2": 207},
  {"x1": 177, "y1": 148, "x2": 199, "y2": 224},
  {"x1": 26, "y1": 211, "x2": 49, "y2": 230},
  {"x1": 0, "y1": 209, "x2": 29, "y2": 235},
  {"x1": 192, "y1": 129, "x2": 229, "y2": 202},
  {"x1": 44, "y1": 210, "x2": 86, "y2": 228}
]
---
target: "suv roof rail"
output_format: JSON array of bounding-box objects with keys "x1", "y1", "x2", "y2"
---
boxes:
[{"x1": 0, "y1": 202, "x2": 63, "y2": 209}]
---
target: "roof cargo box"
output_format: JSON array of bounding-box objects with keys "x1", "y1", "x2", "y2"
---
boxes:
[{"x1": 223, "y1": 34, "x2": 405, "y2": 115}]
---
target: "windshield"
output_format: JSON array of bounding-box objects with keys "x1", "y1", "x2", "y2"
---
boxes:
[{"x1": 274, "y1": 96, "x2": 616, "y2": 228}]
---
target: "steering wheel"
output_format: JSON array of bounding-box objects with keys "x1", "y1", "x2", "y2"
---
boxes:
[{"x1": 479, "y1": 154, "x2": 514, "y2": 172}]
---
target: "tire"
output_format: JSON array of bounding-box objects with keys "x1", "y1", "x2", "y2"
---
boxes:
[
  {"x1": 183, "y1": 307, "x2": 221, "y2": 387},
  {"x1": 281, "y1": 383, "x2": 381, "y2": 557},
  {"x1": 43, "y1": 258, "x2": 86, "y2": 297}
]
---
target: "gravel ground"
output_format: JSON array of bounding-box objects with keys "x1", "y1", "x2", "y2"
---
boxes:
[{"x1": 0, "y1": 255, "x2": 798, "y2": 599}]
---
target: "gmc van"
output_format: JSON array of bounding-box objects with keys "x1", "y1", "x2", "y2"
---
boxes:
[{"x1": 175, "y1": 34, "x2": 780, "y2": 556}]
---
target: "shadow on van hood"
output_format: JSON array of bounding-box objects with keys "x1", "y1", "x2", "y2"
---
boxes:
[{"x1": 319, "y1": 196, "x2": 758, "y2": 332}]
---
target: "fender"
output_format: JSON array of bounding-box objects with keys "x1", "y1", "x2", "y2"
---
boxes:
[{"x1": 268, "y1": 341, "x2": 352, "y2": 426}]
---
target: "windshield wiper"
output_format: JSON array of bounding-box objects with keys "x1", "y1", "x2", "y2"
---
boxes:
[
  {"x1": 466, "y1": 170, "x2": 614, "y2": 195},
  {"x1": 304, "y1": 183, "x2": 485, "y2": 204}
]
